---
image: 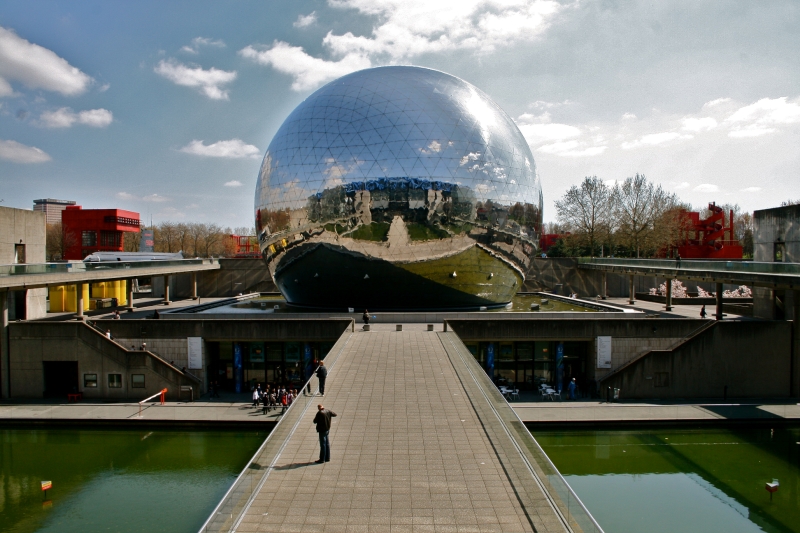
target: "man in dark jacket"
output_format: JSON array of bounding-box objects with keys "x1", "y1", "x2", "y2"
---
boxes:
[
  {"x1": 316, "y1": 361, "x2": 328, "y2": 396},
  {"x1": 313, "y1": 404, "x2": 337, "y2": 463}
]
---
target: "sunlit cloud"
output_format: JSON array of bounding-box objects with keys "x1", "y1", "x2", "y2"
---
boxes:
[
  {"x1": 38, "y1": 107, "x2": 113, "y2": 128},
  {"x1": 179, "y1": 139, "x2": 260, "y2": 159},
  {"x1": 0, "y1": 139, "x2": 51, "y2": 163},
  {"x1": 154, "y1": 59, "x2": 236, "y2": 100}
]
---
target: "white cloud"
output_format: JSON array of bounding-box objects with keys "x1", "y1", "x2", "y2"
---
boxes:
[
  {"x1": 116, "y1": 192, "x2": 136, "y2": 200},
  {"x1": 324, "y1": 0, "x2": 561, "y2": 59},
  {"x1": 672, "y1": 181, "x2": 691, "y2": 190},
  {"x1": 621, "y1": 132, "x2": 693, "y2": 149},
  {"x1": 740, "y1": 186, "x2": 761, "y2": 193},
  {"x1": 518, "y1": 122, "x2": 581, "y2": 145},
  {"x1": 143, "y1": 194, "x2": 168, "y2": 203},
  {"x1": 681, "y1": 117, "x2": 717, "y2": 132},
  {"x1": 179, "y1": 139, "x2": 261, "y2": 159},
  {"x1": 725, "y1": 97, "x2": 800, "y2": 138},
  {"x1": 181, "y1": 37, "x2": 226, "y2": 54},
  {"x1": 242, "y1": 0, "x2": 561, "y2": 90},
  {"x1": 0, "y1": 139, "x2": 51, "y2": 163},
  {"x1": 224, "y1": 180, "x2": 243, "y2": 187},
  {"x1": 0, "y1": 26, "x2": 93, "y2": 97},
  {"x1": 621, "y1": 112, "x2": 637, "y2": 120},
  {"x1": 294, "y1": 12, "x2": 317, "y2": 28},
  {"x1": 537, "y1": 140, "x2": 607, "y2": 157},
  {"x1": 239, "y1": 42, "x2": 370, "y2": 91},
  {"x1": 38, "y1": 107, "x2": 113, "y2": 128},
  {"x1": 704, "y1": 97, "x2": 731, "y2": 108},
  {"x1": 693, "y1": 184, "x2": 719, "y2": 192},
  {"x1": 154, "y1": 59, "x2": 236, "y2": 100}
]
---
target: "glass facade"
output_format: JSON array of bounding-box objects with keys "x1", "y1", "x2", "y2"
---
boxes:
[{"x1": 254, "y1": 66, "x2": 543, "y2": 310}]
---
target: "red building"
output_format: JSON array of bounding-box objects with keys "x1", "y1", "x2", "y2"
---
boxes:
[
  {"x1": 62, "y1": 206, "x2": 140, "y2": 260},
  {"x1": 675, "y1": 202, "x2": 743, "y2": 259}
]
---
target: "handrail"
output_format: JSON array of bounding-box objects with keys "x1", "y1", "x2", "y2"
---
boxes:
[
  {"x1": 439, "y1": 326, "x2": 604, "y2": 533},
  {"x1": 599, "y1": 320, "x2": 716, "y2": 383},
  {"x1": 198, "y1": 319, "x2": 355, "y2": 533},
  {"x1": 137, "y1": 388, "x2": 167, "y2": 417}
]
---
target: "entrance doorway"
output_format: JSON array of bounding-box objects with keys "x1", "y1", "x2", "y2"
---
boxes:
[{"x1": 43, "y1": 361, "x2": 79, "y2": 397}]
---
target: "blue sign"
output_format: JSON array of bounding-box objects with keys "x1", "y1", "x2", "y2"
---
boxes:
[
  {"x1": 304, "y1": 343, "x2": 314, "y2": 381},
  {"x1": 233, "y1": 343, "x2": 243, "y2": 393},
  {"x1": 556, "y1": 342, "x2": 564, "y2": 393},
  {"x1": 486, "y1": 343, "x2": 495, "y2": 379}
]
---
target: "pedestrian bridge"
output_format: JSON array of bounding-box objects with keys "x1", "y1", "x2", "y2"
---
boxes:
[
  {"x1": 0, "y1": 259, "x2": 219, "y2": 291},
  {"x1": 200, "y1": 324, "x2": 601, "y2": 533}
]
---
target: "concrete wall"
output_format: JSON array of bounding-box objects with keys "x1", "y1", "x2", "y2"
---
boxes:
[
  {"x1": 602, "y1": 321, "x2": 793, "y2": 399},
  {"x1": 8, "y1": 322, "x2": 200, "y2": 400},
  {"x1": 752, "y1": 205, "x2": 800, "y2": 320},
  {"x1": 0, "y1": 206, "x2": 47, "y2": 321},
  {"x1": 152, "y1": 259, "x2": 277, "y2": 298},
  {"x1": 753, "y1": 204, "x2": 800, "y2": 263},
  {"x1": 115, "y1": 337, "x2": 204, "y2": 387}
]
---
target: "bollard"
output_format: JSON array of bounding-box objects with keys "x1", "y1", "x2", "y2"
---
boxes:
[
  {"x1": 363, "y1": 324, "x2": 370, "y2": 331},
  {"x1": 427, "y1": 324, "x2": 434, "y2": 331},
  {"x1": 396, "y1": 324, "x2": 403, "y2": 331}
]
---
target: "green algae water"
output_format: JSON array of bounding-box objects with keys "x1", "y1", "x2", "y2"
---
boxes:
[
  {"x1": 535, "y1": 426, "x2": 800, "y2": 533},
  {"x1": 0, "y1": 428, "x2": 265, "y2": 533}
]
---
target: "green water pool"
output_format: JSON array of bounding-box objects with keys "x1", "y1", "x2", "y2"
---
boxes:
[
  {"x1": 0, "y1": 428, "x2": 265, "y2": 533},
  {"x1": 535, "y1": 426, "x2": 800, "y2": 533}
]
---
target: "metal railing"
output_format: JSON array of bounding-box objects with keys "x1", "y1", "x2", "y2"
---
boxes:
[
  {"x1": 440, "y1": 328, "x2": 604, "y2": 533},
  {"x1": 0, "y1": 258, "x2": 216, "y2": 277},
  {"x1": 197, "y1": 321, "x2": 354, "y2": 533},
  {"x1": 578, "y1": 257, "x2": 800, "y2": 275}
]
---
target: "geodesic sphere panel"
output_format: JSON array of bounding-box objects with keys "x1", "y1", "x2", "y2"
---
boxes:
[{"x1": 255, "y1": 66, "x2": 543, "y2": 310}]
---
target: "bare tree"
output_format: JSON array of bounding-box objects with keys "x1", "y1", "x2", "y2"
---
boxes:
[
  {"x1": 46, "y1": 222, "x2": 78, "y2": 261},
  {"x1": 155, "y1": 222, "x2": 180, "y2": 253},
  {"x1": 613, "y1": 174, "x2": 679, "y2": 257},
  {"x1": 555, "y1": 176, "x2": 615, "y2": 256}
]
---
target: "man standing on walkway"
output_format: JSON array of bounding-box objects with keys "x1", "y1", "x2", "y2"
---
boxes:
[
  {"x1": 316, "y1": 361, "x2": 327, "y2": 396},
  {"x1": 313, "y1": 404, "x2": 337, "y2": 463}
]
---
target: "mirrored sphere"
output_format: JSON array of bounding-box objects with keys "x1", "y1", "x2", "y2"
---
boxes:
[{"x1": 255, "y1": 66, "x2": 543, "y2": 310}]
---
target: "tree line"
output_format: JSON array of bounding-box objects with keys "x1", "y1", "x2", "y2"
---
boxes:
[
  {"x1": 549, "y1": 174, "x2": 754, "y2": 258},
  {"x1": 45, "y1": 221, "x2": 255, "y2": 260}
]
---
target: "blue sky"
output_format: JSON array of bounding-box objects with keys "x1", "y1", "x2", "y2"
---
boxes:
[{"x1": 1, "y1": 0, "x2": 799, "y2": 229}]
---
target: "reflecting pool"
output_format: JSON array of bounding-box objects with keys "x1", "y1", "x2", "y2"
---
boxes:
[
  {"x1": 0, "y1": 428, "x2": 265, "y2": 533},
  {"x1": 535, "y1": 426, "x2": 800, "y2": 533}
]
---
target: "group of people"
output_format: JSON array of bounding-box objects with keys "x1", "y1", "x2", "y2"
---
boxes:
[{"x1": 252, "y1": 384, "x2": 300, "y2": 414}]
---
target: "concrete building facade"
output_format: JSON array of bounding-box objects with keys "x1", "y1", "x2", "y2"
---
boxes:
[{"x1": 753, "y1": 204, "x2": 800, "y2": 320}]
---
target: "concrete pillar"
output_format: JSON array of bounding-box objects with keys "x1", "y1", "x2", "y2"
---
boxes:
[
  {"x1": 191, "y1": 272, "x2": 198, "y2": 300},
  {"x1": 126, "y1": 280, "x2": 135, "y2": 312},
  {"x1": 665, "y1": 278, "x2": 673, "y2": 311},
  {"x1": 601, "y1": 272, "x2": 607, "y2": 300},
  {"x1": 163, "y1": 275, "x2": 171, "y2": 305},
  {"x1": 1, "y1": 291, "x2": 9, "y2": 399},
  {"x1": 628, "y1": 275, "x2": 635, "y2": 304},
  {"x1": 76, "y1": 282, "x2": 85, "y2": 320},
  {"x1": 792, "y1": 290, "x2": 800, "y2": 398},
  {"x1": 715, "y1": 282, "x2": 723, "y2": 320}
]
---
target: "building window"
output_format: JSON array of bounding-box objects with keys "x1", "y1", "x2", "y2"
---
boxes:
[
  {"x1": 82, "y1": 231, "x2": 97, "y2": 247},
  {"x1": 84, "y1": 374, "x2": 98, "y2": 388},
  {"x1": 108, "y1": 374, "x2": 122, "y2": 388},
  {"x1": 131, "y1": 374, "x2": 145, "y2": 388},
  {"x1": 100, "y1": 231, "x2": 121, "y2": 247}
]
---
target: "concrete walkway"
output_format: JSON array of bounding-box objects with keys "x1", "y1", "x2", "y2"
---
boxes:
[{"x1": 207, "y1": 326, "x2": 572, "y2": 533}]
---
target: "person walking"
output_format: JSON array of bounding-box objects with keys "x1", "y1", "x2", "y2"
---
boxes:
[
  {"x1": 700, "y1": 305, "x2": 707, "y2": 318},
  {"x1": 568, "y1": 378, "x2": 577, "y2": 400},
  {"x1": 313, "y1": 404, "x2": 337, "y2": 463},
  {"x1": 316, "y1": 361, "x2": 328, "y2": 396},
  {"x1": 252, "y1": 387, "x2": 259, "y2": 407},
  {"x1": 362, "y1": 309, "x2": 370, "y2": 329}
]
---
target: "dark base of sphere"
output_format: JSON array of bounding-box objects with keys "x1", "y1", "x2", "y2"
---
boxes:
[{"x1": 272, "y1": 243, "x2": 522, "y2": 311}]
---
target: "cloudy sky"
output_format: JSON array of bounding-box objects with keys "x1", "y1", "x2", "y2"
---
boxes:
[{"x1": 1, "y1": 0, "x2": 798, "y2": 228}]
